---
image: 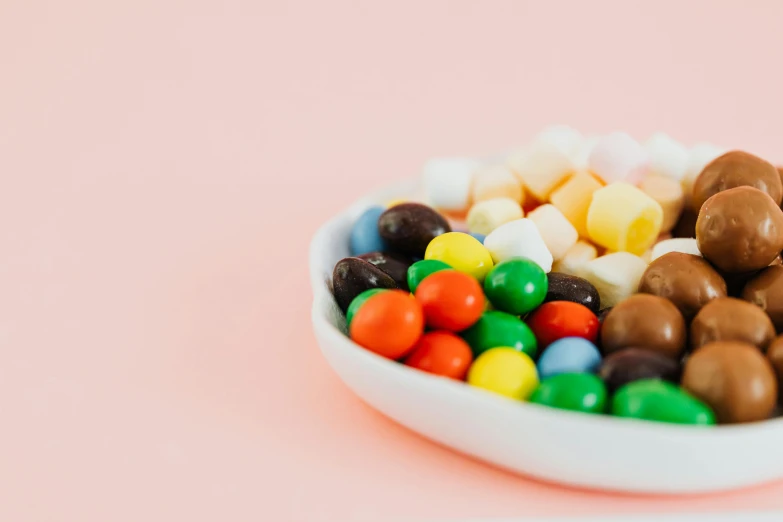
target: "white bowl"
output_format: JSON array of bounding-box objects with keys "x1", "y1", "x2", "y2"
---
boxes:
[{"x1": 309, "y1": 180, "x2": 783, "y2": 494}]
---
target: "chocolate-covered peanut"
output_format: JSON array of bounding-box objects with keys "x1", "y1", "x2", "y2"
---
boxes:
[
  {"x1": 638, "y1": 252, "x2": 727, "y2": 322},
  {"x1": 599, "y1": 348, "x2": 681, "y2": 393},
  {"x1": 767, "y1": 335, "x2": 783, "y2": 400},
  {"x1": 358, "y1": 251, "x2": 413, "y2": 290},
  {"x1": 696, "y1": 186, "x2": 783, "y2": 273},
  {"x1": 378, "y1": 203, "x2": 451, "y2": 257},
  {"x1": 742, "y1": 266, "x2": 783, "y2": 332},
  {"x1": 332, "y1": 257, "x2": 398, "y2": 312},
  {"x1": 690, "y1": 297, "x2": 775, "y2": 351},
  {"x1": 672, "y1": 208, "x2": 698, "y2": 238},
  {"x1": 543, "y1": 272, "x2": 600, "y2": 314},
  {"x1": 692, "y1": 151, "x2": 782, "y2": 211}
]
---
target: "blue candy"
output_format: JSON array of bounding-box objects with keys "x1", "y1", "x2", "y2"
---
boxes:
[
  {"x1": 469, "y1": 232, "x2": 486, "y2": 244},
  {"x1": 536, "y1": 337, "x2": 602, "y2": 380},
  {"x1": 349, "y1": 206, "x2": 387, "y2": 256}
]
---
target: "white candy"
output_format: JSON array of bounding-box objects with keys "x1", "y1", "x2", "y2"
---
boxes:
[
  {"x1": 552, "y1": 240, "x2": 598, "y2": 277},
  {"x1": 644, "y1": 132, "x2": 689, "y2": 181},
  {"x1": 682, "y1": 143, "x2": 726, "y2": 207},
  {"x1": 535, "y1": 125, "x2": 584, "y2": 158},
  {"x1": 484, "y1": 218, "x2": 553, "y2": 273},
  {"x1": 651, "y1": 238, "x2": 701, "y2": 261},
  {"x1": 527, "y1": 204, "x2": 578, "y2": 261},
  {"x1": 507, "y1": 141, "x2": 574, "y2": 201},
  {"x1": 588, "y1": 132, "x2": 649, "y2": 184},
  {"x1": 639, "y1": 175, "x2": 685, "y2": 233},
  {"x1": 466, "y1": 197, "x2": 524, "y2": 236},
  {"x1": 422, "y1": 157, "x2": 480, "y2": 212},
  {"x1": 582, "y1": 252, "x2": 648, "y2": 308},
  {"x1": 573, "y1": 136, "x2": 599, "y2": 170},
  {"x1": 471, "y1": 165, "x2": 524, "y2": 204}
]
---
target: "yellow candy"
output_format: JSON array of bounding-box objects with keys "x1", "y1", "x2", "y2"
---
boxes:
[
  {"x1": 425, "y1": 232, "x2": 494, "y2": 282},
  {"x1": 586, "y1": 183, "x2": 663, "y2": 255},
  {"x1": 386, "y1": 198, "x2": 407, "y2": 208},
  {"x1": 549, "y1": 171, "x2": 603, "y2": 237},
  {"x1": 468, "y1": 347, "x2": 539, "y2": 400},
  {"x1": 639, "y1": 175, "x2": 684, "y2": 233}
]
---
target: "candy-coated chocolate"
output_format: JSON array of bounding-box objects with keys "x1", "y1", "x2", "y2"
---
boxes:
[
  {"x1": 527, "y1": 301, "x2": 599, "y2": 348},
  {"x1": 461, "y1": 311, "x2": 538, "y2": 358},
  {"x1": 483, "y1": 258, "x2": 548, "y2": 315},
  {"x1": 467, "y1": 347, "x2": 539, "y2": 400},
  {"x1": 682, "y1": 341, "x2": 777, "y2": 424},
  {"x1": 415, "y1": 270, "x2": 485, "y2": 331},
  {"x1": 696, "y1": 186, "x2": 783, "y2": 273},
  {"x1": 692, "y1": 150, "x2": 783, "y2": 211},
  {"x1": 536, "y1": 337, "x2": 602, "y2": 379},
  {"x1": 469, "y1": 232, "x2": 486, "y2": 243},
  {"x1": 350, "y1": 206, "x2": 388, "y2": 256},
  {"x1": 332, "y1": 257, "x2": 398, "y2": 312},
  {"x1": 742, "y1": 266, "x2": 783, "y2": 332},
  {"x1": 407, "y1": 259, "x2": 451, "y2": 294},
  {"x1": 611, "y1": 380, "x2": 715, "y2": 426},
  {"x1": 345, "y1": 288, "x2": 388, "y2": 328},
  {"x1": 543, "y1": 272, "x2": 600, "y2": 314},
  {"x1": 358, "y1": 251, "x2": 412, "y2": 290},
  {"x1": 378, "y1": 203, "x2": 451, "y2": 257},
  {"x1": 690, "y1": 297, "x2": 775, "y2": 351},
  {"x1": 599, "y1": 347, "x2": 681, "y2": 393},
  {"x1": 350, "y1": 290, "x2": 424, "y2": 359},
  {"x1": 530, "y1": 373, "x2": 607, "y2": 414},
  {"x1": 404, "y1": 331, "x2": 473, "y2": 380},
  {"x1": 424, "y1": 232, "x2": 494, "y2": 282},
  {"x1": 600, "y1": 294, "x2": 686, "y2": 359}
]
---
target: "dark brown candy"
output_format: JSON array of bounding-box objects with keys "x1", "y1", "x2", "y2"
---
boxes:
[
  {"x1": 682, "y1": 341, "x2": 777, "y2": 423},
  {"x1": 696, "y1": 186, "x2": 783, "y2": 273},
  {"x1": 378, "y1": 203, "x2": 450, "y2": 257},
  {"x1": 543, "y1": 272, "x2": 600, "y2": 314},
  {"x1": 690, "y1": 297, "x2": 775, "y2": 351},
  {"x1": 638, "y1": 252, "x2": 727, "y2": 322},
  {"x1": 742, "y1": 266, "x2": 783, "y2": 332},
  {"x1": 672, "y1": 208, "x2": 698, "y2": 238},
  {"x1": 599, "y1": 347, "x2": 681, "y2": 393},
  {"x1": 357, "y1": 251, "x2": 412, "y2": 290},
  {"x1": 766, "y1": 335, "x2": 783, "y2": 400},
  {"x1": 691, "y1": 151, "x2": 783, "y2": 211},
  {"x1": 600, "y1": 294, "x2": 687, "y2": 359},
  {"x1": 332, "y1": 257, "x2": 397, "y2": 312}
]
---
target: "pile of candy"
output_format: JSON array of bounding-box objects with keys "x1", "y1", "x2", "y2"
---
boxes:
[{"x1": 330, "y1": 126, "x2": 783, "y2": 426}]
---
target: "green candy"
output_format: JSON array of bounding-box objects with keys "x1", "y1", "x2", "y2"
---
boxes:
[
  {"x1": 612, "y1": 379, "x2": 716, "y2": 426},
  {"x1": 460, "y1": 311, "x2": 538, "y2": 358},
  {"x1": 483, "y1": 258, "x2": 548, "y2": 315},
  {"x1": 345, "y1": 288, "x2": 388, "y2": 328},
  {"x1": 407, "y1": 259, "x2": 451, "y2": 294},
  {"x1": 530, "y1": 373, "x2": 607, "y2": 414}
]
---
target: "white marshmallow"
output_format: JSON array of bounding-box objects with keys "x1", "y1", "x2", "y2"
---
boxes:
[
  {"x1": 651, "y1": 238, "x2": 701, "y2": 262},
  {"x1": 535, "y1": 125, "x2": 584, "y2": 158},
  {"x1": 527, "y1": 204, "x2": 579, "y2": 261},
  {"x1": 639, "y1": 175, "x2": 685, "y2": 233},
  {"x1": 507, "y1": 141, "x2": 574, "y2": 201},
  {"x1": 682, "y1": 143, "x2": 726, "y2": 206},
  {"x1": 552, "y1": 240, "x2": 598, "y2": 277},
  {"x1": 471, "y1": 164, "x2": 524, "y2": 204},
  {"x1": 573, "y1": 135, "x2": 599, "y2": 170},
  {"x1": 644, "y1": 132, "x2": 689, "y2": 181},
  {"x1": 588, "y1": 132, "x2": 649, "y2": 185},
  {"x1": 484, "y1": 218, "x2": 553, "y2": 273},
  {"x1": 582, "y1": 252, "x2": 648, "y2": 308},
  {"x1": 466, "y1": 197, "x2": 524, "y2": 236},
  {"x1": 422, "y1": 157, "x2": 480, "y2": 212}
]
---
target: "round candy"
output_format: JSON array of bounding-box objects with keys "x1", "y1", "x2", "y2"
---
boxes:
[
  {"x1": 404, "y1": 331, "x2": 473, "y2": 380},
  {"x1": 543, "y1": 272, "x2": 600, "y2": 314},
  {"x1": 690, "y1": 297, "x2": 775, "y2": 351},
  {"x1": 424, "y1": 232, "x2": 494, "y2": 282},
  {"x1": 349, "y1": 206, "x2": 388, "y2": 256},
  {"x1": 469, "y1": 232, "x2": 486, "y2": 244},
  {"x1": 415, "y1": 270, "x2": 485, "y2": 331},
  {"x1": 350, "y1": 290, "x2": 424, "y2": 359},
  {"x1": 357, "y1": 251, "x2": 412, "y2": 290},
  {"x1": 692, "y1": 150, "x2": 783, "y2": 211},
  {"x1": 766, "y1": 335, "x2": 783, "y2": 400},
  {"x1": 526, "y1": 301, "x2": 599, "y2": 348},
  {"x1": 696, "y1": 186, "x2": 783, "y2": 273},
  {"x1": 742, "y1": 266, "x2": 783, "y2": 332},
  {"x1": 345, "y1": 288, "x2": 388, "y2": 328},
  {"x1": 611, "y1": 380, "x2": 715, "y2": 426},
  {"x1": 682, "y1": 341, "x2": 777, "y2": 424},
  {"x1": 483, "y1": 258, "x2": 548, "y2": 315},
  {"x1": 332, "y1": 257, "x2": 398, "y2": 312},
  {"x1": 530, "y1": 373, "x2": 607, "y2": 414},
  {"x1": 407, "y1": 259, "x2": 451, "y2": 294},
  {"x1": 598, "y1": 347, "x2": 681, "y2": 393},
  {"x1": 672, "y1": 208, "x2": 698, "y2": 238},
  {"x1": 600, "y1": 294, "x2": 686, "y2": 359},
  {"x1": 536, "y1": 337, "x2": 602, "y2": 379},
  {"x1": 378, "y1": 203, "x2": 451, "y2": 258},
  {"x1": 461, "y1": 311, "x2": 538, "y2": 358},
  {"x1": 467, "y1": 347, "x2": 539, "y2": 400}
]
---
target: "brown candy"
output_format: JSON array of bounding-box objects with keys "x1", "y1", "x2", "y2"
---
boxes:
[
  {"x1": 691, "y1": 151, "x2": 782, "y2": 211},
  {"x1": 332, "y1": 257, "x2": 398, "y2": 312},
  {"x1": 599, "y1": 347, "x2": 681, "y2": 393},
  {"x1": 378, "y1": 203, "x2": 451, "y2": 258},
  {"x1": 638, "y1": 252, "x2": 727, "y2": 322},
  {"x1": 671, "y1": 208, "x2": 698, "y2": 238},
  {"x1": 682, "y1": 341, "x2": 777, "y2": 423},
  {"x1": 690, "y1": 297, "x2": 775, "y2": 351},
  {"x1": 696, "y1": 186, "x2": 783, "y2": 273},
  {"x1": 767, "y1": 335, "x2": 783, "y2": 400},
  {"x1": 742, "y1": 266, "x2": 783, "y2": 332},
  {"x1": 600, "y1": 294, "x2": 687, "y2": 359}
]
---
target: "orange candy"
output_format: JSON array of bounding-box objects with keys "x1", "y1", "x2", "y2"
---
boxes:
[
  {"x1": 414, "y1": 270, "x2": 485, "y2": 331},
  {"x1": 350, "y1": 290, "x2": 424, "y2": 359},
  {"x1": 404, "y1": 331, "x2": 474, "y2": 380}
]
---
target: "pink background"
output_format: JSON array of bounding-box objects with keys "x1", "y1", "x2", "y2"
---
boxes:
[{"x1": 3, "y1": 1, "x2": 783, "y2": 520}]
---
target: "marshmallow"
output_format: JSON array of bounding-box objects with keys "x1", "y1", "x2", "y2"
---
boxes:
[
  {"x1": 552, "y1": 240, "x2": 598, "y2": 277},
  {"x1": 682, "y1": 143, "x2": 726, "y2": 208},
  {"x1": 527, "y1": 204, "x2": 579, "y2": 261},
  {"x1": 535, "y1": 125, "x2": 584, "y2": 158},
  {"x1": 586, "y1": 183, "x2": 663, "y2": 256},
  {"x1": 582, "y1": 252, "x2": 648, "y2": 308},
  {"x1": 639, "y1": 175, "x2": 685, "y2": 233},
  {"x1": 422, "y1": 157, "x2": 480, "y2": 212},
  {"x1": 484, "y1": 218, "x2": 554, "y2": 273},
  {"x1": 466, "y1": 197, "x2": 524, "y2": 236},
  {"x1": 644, "y1": 132, "x2": 689, "y2": 181},
  {"x1": 588, "y1": 132, "x2": 649, "y2": 184},
  {"x1": 549, "y1": 171, "x2": 603, "y2": 238},
  {"x1": 573, "y1": 136, "x2": 599, "y2": 170},
  {"x1": 507, "y1": 142, "x2": 575, "y2": 201},
  {"x1": 651, "y1": 238, "x2": 701, "y2": 262},
  {"x1": 471, "y1": 165, "x2": 524, "y2": 204}
]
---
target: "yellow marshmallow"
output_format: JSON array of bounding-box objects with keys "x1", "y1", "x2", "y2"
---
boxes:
[
  {"x1": 639, "y1": 175, "x2": 684, "y2": 233},
  {"x1": 471, "y1": 165, "x2": 525, "y2": 205},
  {"x1": 549, "y1": 171, "x2": 603, "y2": 237},
  {"x1": 527, "y1": 204, "x2": 579, "y2": 261},
  {"x1": 466, "y1": 197, "x2": 524, "y2": 236},
  {"x1": 586, "y1": 183, "x2": 663, "y2": 256},
  {"x1": 552, "y1": 240, "x2": 598, "y2": 277}
]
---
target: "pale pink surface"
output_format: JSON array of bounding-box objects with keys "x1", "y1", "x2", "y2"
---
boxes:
[{"x1": 3, "y1": 1, "x2": 783, "y2": 520}]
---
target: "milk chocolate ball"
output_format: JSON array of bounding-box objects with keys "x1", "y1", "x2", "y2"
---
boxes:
[
  {"x1": 682, "y1": 341, "x2": 777, "y2": 423},
  {"x1": 638, "y1": 252, "x2": 727, "y2": 322},
  {"x1": 690, "y1": 297, "x2": 775, "y2": 351},
  {"x1": 600, "y1": 294, "x2": 687, "y2": 359},
  {"x1": 672, "y1": 208, "x2": 698, "y2": 238},
  {"x1": 692, "y1": 151, "x2": 782, "y2": 211},
  {"x1": 767, "y1": 335, "x2": 783, "y2": 399},
  {"x1": 696, "y1": 186, "x2": 783, "y2": 273},
  {"x1": 742, "y1": 266, "x2": 783, "y2": 332}
]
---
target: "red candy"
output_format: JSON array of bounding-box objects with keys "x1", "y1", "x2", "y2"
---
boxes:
[
  {"x1": 526, "y1": 301, "x2": 599, "y2": 348},
  {"x1": 350, "y1": 290, "x2": 424, "y2": 359},
  {"x1": 414, "y1": 270, "x2": 485, "y2": 331},
  {"x1": 404, "y1": 331, "x2": 473, "y2": 380}
]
